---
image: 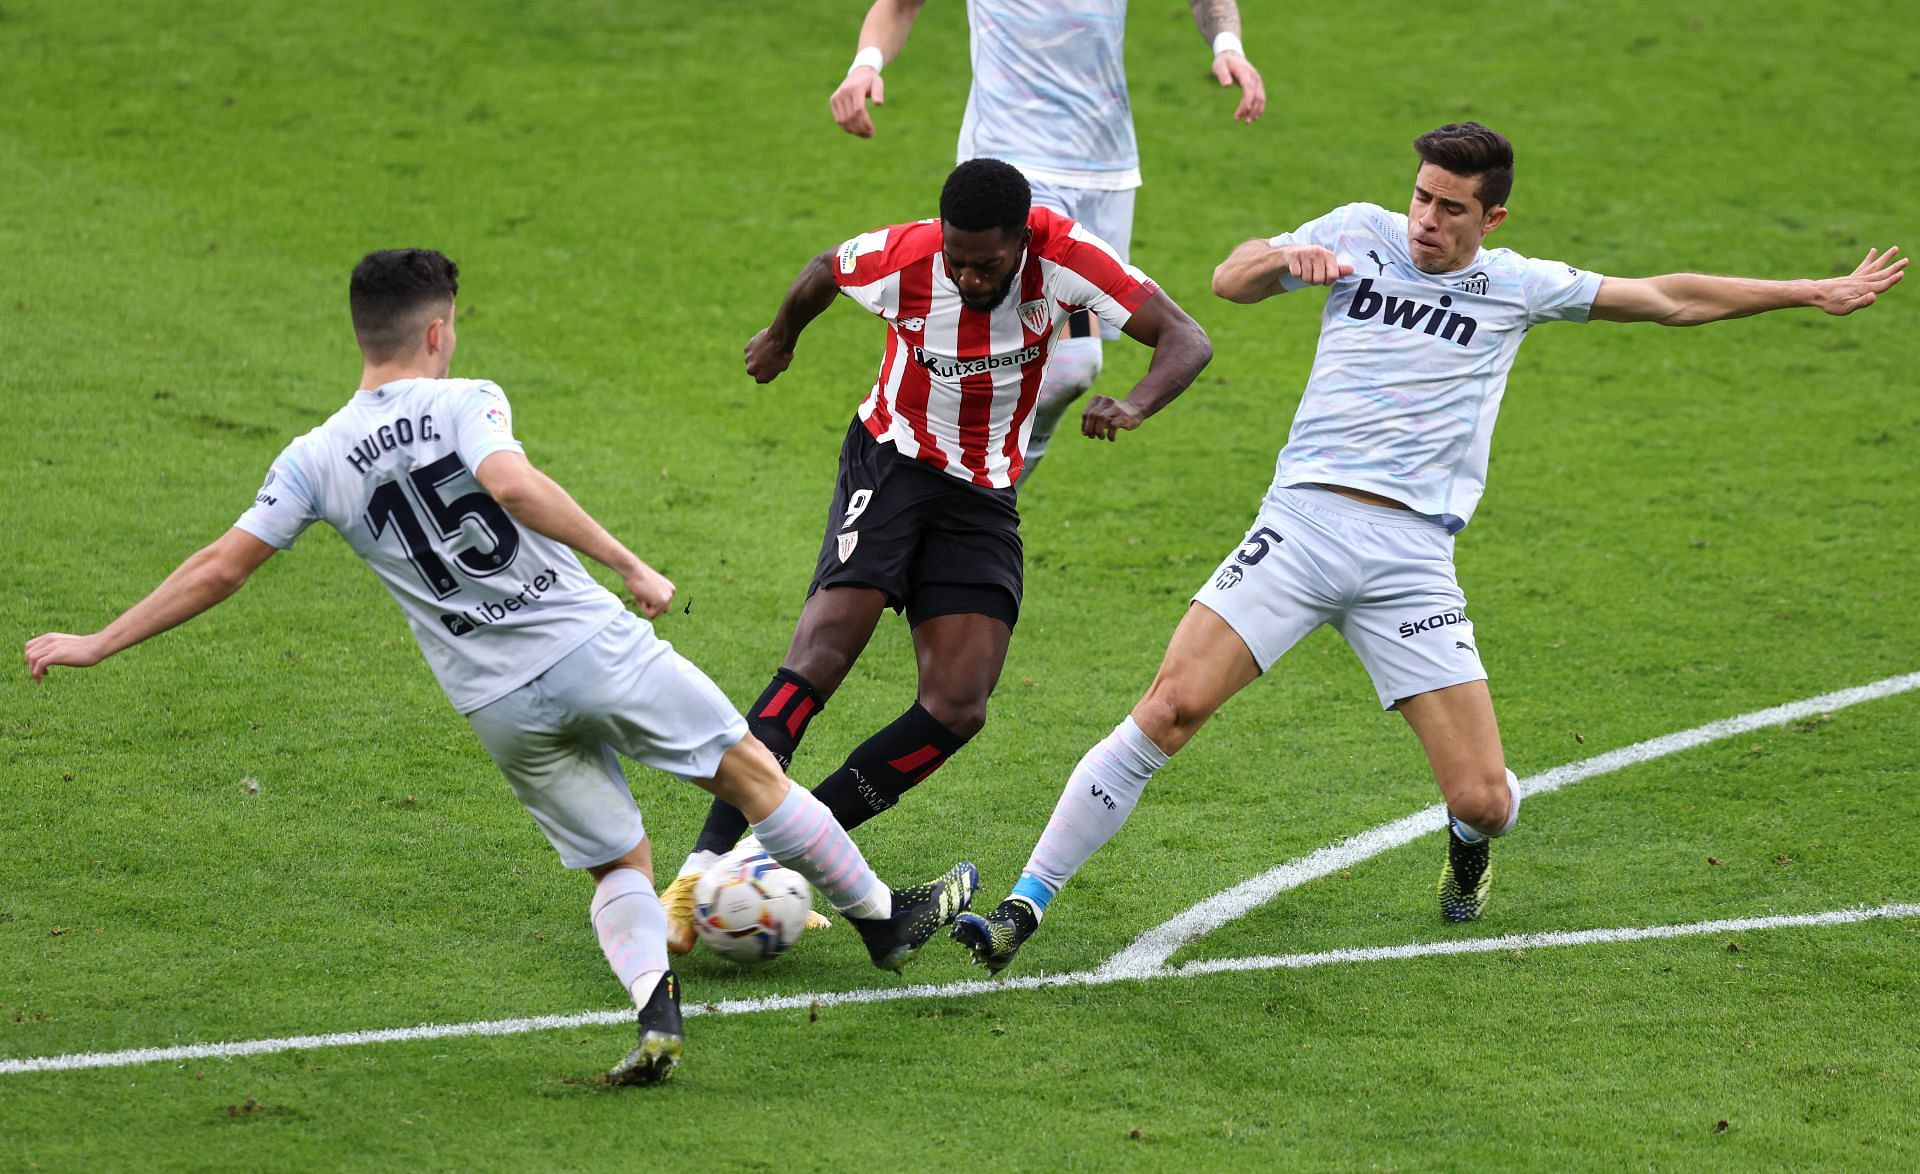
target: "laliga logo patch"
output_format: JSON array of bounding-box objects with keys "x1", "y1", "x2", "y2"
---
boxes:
[
  {"x1": 837, "y1": 531, "x2": 860, "y2": 562},
  {"x1": 484, "y1": 406, "x2": 510, "y2": 432},
  {"x1": 838, "y1": 239, "x2": 860, "y2": 274},
  {"x1": 1017, "y1": 299, "x2": 1052, "y2": 335}
]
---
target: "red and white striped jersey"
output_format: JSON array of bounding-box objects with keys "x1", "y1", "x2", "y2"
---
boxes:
[{"x1": 833, "y1": 206, "x2": 1158, "y2": 488}]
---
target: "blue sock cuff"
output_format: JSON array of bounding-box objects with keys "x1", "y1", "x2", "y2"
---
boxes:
[{"x1": 1011, "y1": 873, "x2": 1056, "y2": 914}]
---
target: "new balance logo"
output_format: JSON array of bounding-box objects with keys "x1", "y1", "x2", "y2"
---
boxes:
[
  {"x1": 895, "y1": 316, "x2": 926, "y2": 332},
  {"x1": 1345, "y1": 278, "x2": 1478, "y2": 346}
]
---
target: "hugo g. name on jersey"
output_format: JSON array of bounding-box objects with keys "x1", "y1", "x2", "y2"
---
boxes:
[
  {"x1": 1265, "y1": 202, "x2": 1602, "y2": 530},
  {"x1": 959, "y1": 0, "x2": 1139, "y2": 191},
  {"x1": 833, "y1": 205, "x2": 1157, "y2": 488},
  {"x1": 233, "y1": 377, "x2": 624, "y2": 713}
]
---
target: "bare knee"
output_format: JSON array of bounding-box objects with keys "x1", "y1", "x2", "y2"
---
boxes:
[
  {"x1": 1442, "y1": 765, "x2": 1516, "y2": 836},
  {"x1": 1130, "y1": 684, "x2": 1207, "y2": 757},
  {"x1": 918, "y1": 692, "x2": 987, "y2": 741},
  {"x1": 702, "y1": 737, "x2": 791, "y2": 823},
  {"x1": 588, "y1": 836, "x2": 655, "y2": 885}
]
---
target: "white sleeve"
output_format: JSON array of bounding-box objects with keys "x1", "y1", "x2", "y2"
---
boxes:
[
  {"x1": 233, "y1": 444, "x2": 321, "y2": 550},
  {"x1": 1521, "y1": 256, "x2": 1604, "y2": 325},
  {"x1": 445, "y1": 381, "x2": 526, "y2": 471},
  {"x1": 1265, "y1": 205, "x2": 1352, "y2": 292}
]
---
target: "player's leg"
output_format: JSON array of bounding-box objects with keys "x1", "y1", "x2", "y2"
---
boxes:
[
  {"x1": 465, "y1": 663, "x2": 679, "y2": 1083},
  {"x1": 1398, "y1": 681, "x2": 1519, "y2": 923},
  {"x1": 679, "y1": 585, "x2": 888, "y2": 861},
  {"x1": 1331, "y1": 496, "x2": 1515, "y2": 922},
  {"x1": 699, "y1": 736, "x2": 978, "y2": 974},
  {"x1": 953, "y1": 601, "x2": 1264, "y2": 972},
  {"x1": 1017, "y1": 185, "x2": 1134, "y2": 487},
  {"x1": 809, "y1": 596, "x2": 1013, "y2": 829},
  {"x1": 675, "y1": 419, "x2": 907, "y2": 890},
  {"x1": 956, "y1": 495, "x2": 1337, "y2": 973}
]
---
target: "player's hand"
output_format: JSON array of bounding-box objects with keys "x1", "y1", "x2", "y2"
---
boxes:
[
  {"x1": 1287, "y1": 246, "x2": 1353, "y2": 286},
  {"x1": 744, "y1": 328, "x2": 796, "y2": 383},
  {"x1": 1081, "y1": 395, "x2": 1145, "y2": 442},
  {"x1": 1211, "y1": 51, "x2": 1265, "y2": 123},
  {"x1": 830, "y1": 67, "x2": 885, "y2": 138},
  {"x1": 1812, "y1": 246, "x2": 1906, "y2": 315},
  {"x1": 624, "y1": 564, "x2": 676, "y2": 619},
  {"x1": 24, "y1": 632, "x2": 106, "y2": 682}
]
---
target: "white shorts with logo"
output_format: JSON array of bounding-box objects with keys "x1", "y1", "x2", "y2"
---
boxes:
[
  {"x1": 465, "y1": 612, "x2": 748, "y2": 869},
  {"x1": 1190, "y1": 486, "x2": 1487, "y2": 710},
  {"x1": 1029, "y1": 179, "x2": 1135, "y2": 341}
]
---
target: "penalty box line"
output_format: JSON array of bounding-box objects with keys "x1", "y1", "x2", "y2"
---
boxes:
[{"x1": 4, "y1": 902, "x2": 1916, "y2": 1077}]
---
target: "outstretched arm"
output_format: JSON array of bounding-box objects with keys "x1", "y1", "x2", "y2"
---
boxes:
[
  {"x1": 1189, "y1": 0, "x2": 1264, "y2": 123},
  {"x1": 1081, "y1": 291, "x2": 1213, "y2": 440},
  {"x1": 829, "y1": 0, "x2": 928, "y2": 138},
  {"x1": 743, "y1": 249, "x2": 842, "y2": 384},
  {"x1": 1591, "y1": 246, "x2": 1905, "y2": 325},
  {"x1": 1212, "y1": 239, "x2": 1353, "y2": 303},
  {"x1": 24, "y1": 528, "x2": 278, "y2": 681},
  {"x1": 473, "y1": 452, "x2": 675, "y2": 618}
]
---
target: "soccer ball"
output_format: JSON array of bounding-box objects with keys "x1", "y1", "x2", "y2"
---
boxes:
[{"x1": 692, "y1": 839, "x2": 813, "y2": 964}]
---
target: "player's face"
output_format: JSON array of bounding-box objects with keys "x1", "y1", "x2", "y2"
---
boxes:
[
  {"x1": 1407, "y1": 163, "x2": 1507, "y2": 273},
  {"x1": 943, "y1": 225, "x2": 1029, "y2": 312}
]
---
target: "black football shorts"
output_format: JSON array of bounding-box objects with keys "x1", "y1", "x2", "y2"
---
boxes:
[{"x1": 808, "y1": 419, "x2": 1023, "y2": 629}]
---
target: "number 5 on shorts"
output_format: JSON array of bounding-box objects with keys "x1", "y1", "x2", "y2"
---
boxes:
[{"x1": 1234, "y1": 526, "x2": 1284, "y2": 566}]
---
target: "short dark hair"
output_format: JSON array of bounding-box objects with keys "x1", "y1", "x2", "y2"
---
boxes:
[
  {"x1": 1413, "y1": 122, "x2": 1515, "y2": 211},
  {"x1": 940, "y1": 158, "x2": 1031, "y2": 236},
  {"x1": 350, "y1": 248, "x2": 460, "y2": 362}
]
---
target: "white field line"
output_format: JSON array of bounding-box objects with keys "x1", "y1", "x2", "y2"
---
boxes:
[
  {"x1": 4, "y1": 671, "x2": 1916, "y2": 1078},
  {"x1": 1098, "y1": 669, "x2": 1920, "y2": 978},
  {"x1": 7, "y1": 902, "x2": 1917, "y2": 1076}
]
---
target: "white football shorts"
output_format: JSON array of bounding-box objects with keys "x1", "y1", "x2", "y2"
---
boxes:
[
  {"x1": 1029, "y1": 180, "x2": 1134, "y2": 341},
  {"x1": 1191, "y1": 486, "x2": 1487, "y2": 709},
  {"x1": 465, "y1": 611, "x2": 748, "y2": 869}
]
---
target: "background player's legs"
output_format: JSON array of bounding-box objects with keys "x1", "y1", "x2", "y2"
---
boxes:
[
  {"x1": 686, "y1": 585, "x2": 889, "y2": 859},
  {"x1": 811, "y1": 608, "x2": 1011, "y2": 829},
  {"x1": 1396, "y1": 680, "x2": 1517, "y2": 838},
  {"x1": 1018, "y1": 183, "x2": 1133, "y2": 487},
  {"x1": 1018, "y1": 315, "x2": 1102, "y2": 486}
]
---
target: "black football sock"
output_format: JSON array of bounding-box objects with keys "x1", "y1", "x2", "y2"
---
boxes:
[
  {"x1": 691, "y1": 669, "x2": 826, "y2": 857},
  {"x1": 811, "y1": 702, "x2": 970, "y2": 832}
]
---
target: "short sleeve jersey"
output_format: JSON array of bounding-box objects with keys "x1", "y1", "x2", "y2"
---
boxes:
[
  {"x1": 233, "y1": 377, "x2": 625, "y2": 713},
  {"x1": 959, "y1": 0, "x2": 1139, "y2": 191},
  {"x1": 832, "y1": 205, "x2": 1158, "y2": 487},
  {"x1": 1264, "y1": 203, "x2": 1602, "y2": 530}
]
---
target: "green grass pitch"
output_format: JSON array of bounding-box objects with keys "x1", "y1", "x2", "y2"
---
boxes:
[{"x1": 4, "y1": 0, "x2": 1917, "y2": 1167}]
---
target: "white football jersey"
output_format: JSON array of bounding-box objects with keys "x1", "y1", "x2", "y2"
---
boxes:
[
  {"x1": 1265, "y1": 203, "x2": 1603, "y2": 530},
  {"x1": 234, "y1": 377, "x2": 625, "y2": 713},
  {"x1": 959, "y1": 0, "x2": 1139, "y2": 191}
]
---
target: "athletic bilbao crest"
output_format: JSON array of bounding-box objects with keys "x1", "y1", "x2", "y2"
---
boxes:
[
  {"x1": 837, "y1": 531, "x2": 860, "y2": 562},
  {"x1": 1017, "y1": 298, "x2": 1052, "y2": 335}
]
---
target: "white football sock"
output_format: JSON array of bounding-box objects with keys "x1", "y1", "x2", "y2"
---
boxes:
[
  {"x1": 676, "y1": 849, "x2": 720, "y2": 880},
  {"x1": 1022, "y1": 716, "x2": 1168, "y2": 895},
  {"x1": 589, "y1": 867, "x2": 668, "y2": 1008},
  {"x1": 750, "y1": 782, "x2": 890, "y2": 920},
  {"x1": 1019, "y1": 335, "x2": 1103, "y2": 480}
]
